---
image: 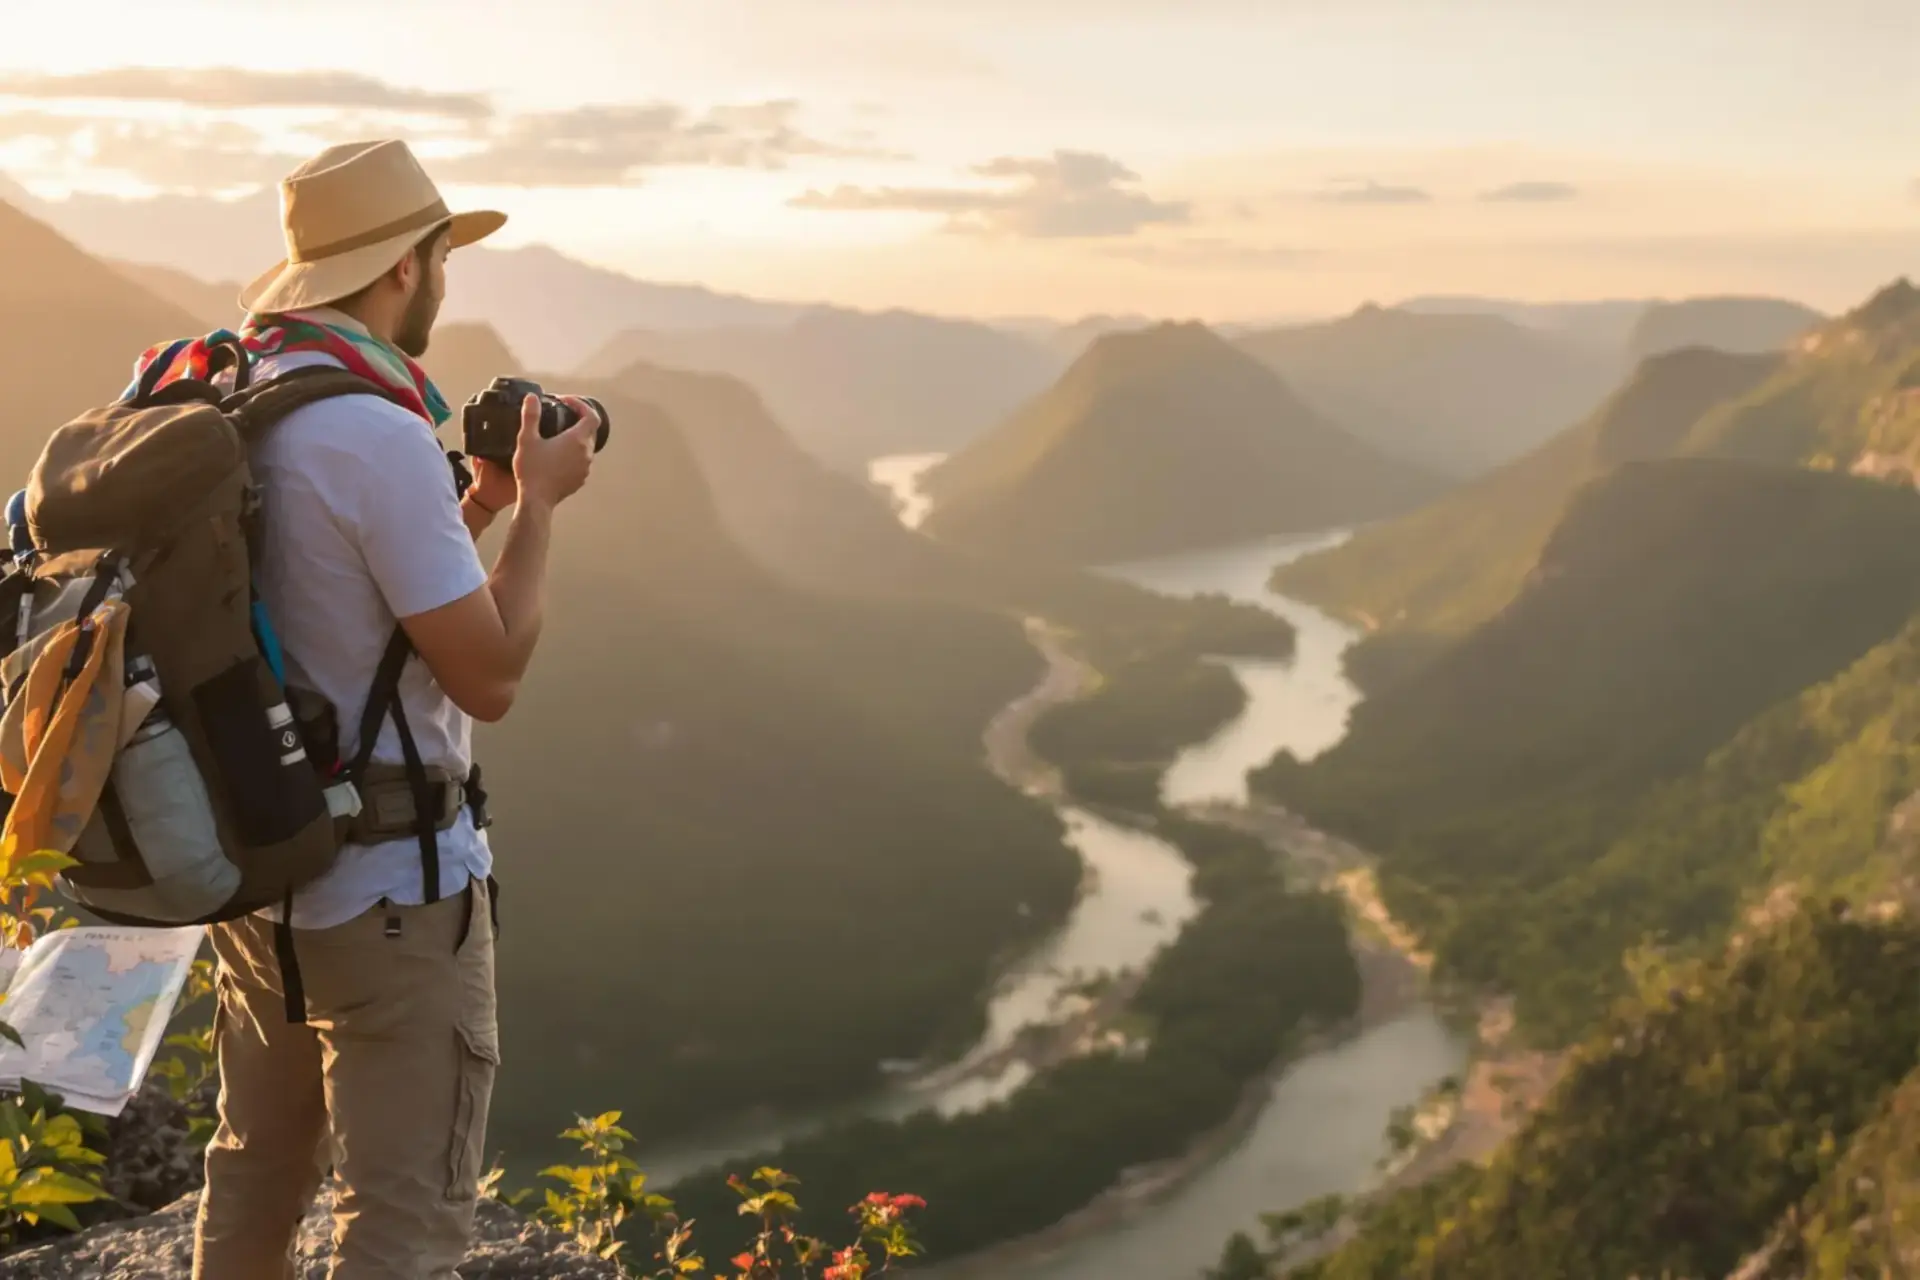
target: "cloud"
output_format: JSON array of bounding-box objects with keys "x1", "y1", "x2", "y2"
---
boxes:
[
  {"x1": 1480, "y1": 180, "x2": 1580, "y2": 203},
  {"x1": 436, "y1": 100, "x2": 893, "y2": 186},
  {"x1": 0, "y1": 112, "x2": 297, "y2": 189},
  {"x1": 791, "y1": 149, "x2": 1188, "y2": 238},
  {"x1": 1101, "y1": 237, "x2": 1315, "y2": 270},
  {"x1": 1314, "y1": 178, "x2": 1432, "y2": 205},
  {"x1": 0, "y1": 67, "x2": 490, "y2": 120}
]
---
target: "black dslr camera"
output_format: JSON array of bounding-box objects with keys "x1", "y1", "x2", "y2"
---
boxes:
[{"x1": 461, "y1": 377, "x2": 611, "y2": 467}]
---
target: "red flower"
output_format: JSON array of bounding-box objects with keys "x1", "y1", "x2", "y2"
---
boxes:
[
  {"x1": 864, "y1": 1192, "x2": 892, "y2": 1206},
  {"x1": 889, "y1": 1194, "x2": 926, "y2": 1211},
  {"x1": 731, "y1": 1252, "x2": 755, "y2": 1273}
]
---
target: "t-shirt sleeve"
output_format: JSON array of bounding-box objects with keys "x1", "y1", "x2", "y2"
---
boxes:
[{"x1": 335, "y1": 400, "x2": 488, "y2": 619}]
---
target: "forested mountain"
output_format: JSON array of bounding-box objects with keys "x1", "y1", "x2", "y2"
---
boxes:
[
  {"x1": 1271, "y1": 345, "x2": 1782, "y2": 688},
  {"x1": 1681, "y1": 278, "x2": 1920, "y2": 469},
  {"x1": 1294, "y1": 903, "x2": 1920, "y2": 1280},
  {"x1": 1236, "y1": 303, "x2": 1625, "y2": 475},
  {"x1": 1626, "y1": 295, "x2": 1825, "y2": 362},
  {"x1": 1275, "y1": 280, "x2": 1918, "y2": 695},
  {"x1": 1256, "y1": 458, "x2": 1920, "y2": 1042},
  {"x1": 922, "y1": 322, "x2": 1438, "y2": 565},
  {"x1": 578, "y1": 308, "x2": 1067, "y2": 466}
]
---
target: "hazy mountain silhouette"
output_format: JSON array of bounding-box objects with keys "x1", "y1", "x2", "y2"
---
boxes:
[
  {"x1": 1047, "y1": 313, "x2": 1157, "y2": 359},
  {"x1": 419, "y1": 321, "x2": 522, "y2": 408},
  {"x1": 108, "y1": 259, "x2": 243, "y2": 331},
  {"x1": 0, "y1": 197, "x2": 205, "y2": 482},
  {"x1": 9, "y1": 186, "x2": 286, "y2": 289},
  {"x1": 1396, "y1": 295, "x2": 1653, "y2": 347},
  {"x1": 1274, "y1": 345, "x2": 1782, "y2": 687},
  {"x1": 921, "y1": 321, "x2": 1438, "y2": 565},
  {"x1": 1626, "y1": 295, "x2": 1824, "y2": 362},
  {"x1": 1236, "y1": 303, "x2": 1626, "y2": 476},
  {"x1": 581, "y1": 308, "x2": 1067, "y2": 467},
  {"x1": 445, "y1": 244, "x2": 809, "y2": 373},
  {"x1": 10, "y1": 187, "x2": 813, "y2": 371}
]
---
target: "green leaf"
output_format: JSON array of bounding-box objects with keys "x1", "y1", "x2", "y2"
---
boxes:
[
  {"x1": 0, "y1": 1021, "x2": 22, "y2": 1051},
  {"x1": 10, "y1": 1168, "x2": 107, "y2": 1206},
  {"x1": 28, "y1": 1200, "x2": 81, "y2": 1232}
]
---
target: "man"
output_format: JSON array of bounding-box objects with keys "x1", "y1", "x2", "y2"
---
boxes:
[{"x1": 154, "y1": 140, "x2": 600, "y2": 1278}]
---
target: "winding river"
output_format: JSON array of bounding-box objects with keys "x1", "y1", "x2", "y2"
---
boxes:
[{"x1": 639, "y1": 457, "x2": 1467, "y2": 1277}]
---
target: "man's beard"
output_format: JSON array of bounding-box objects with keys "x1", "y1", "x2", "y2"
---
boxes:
[{"x1": 394, "y1": 286, "x2": 438, "y2": 358}]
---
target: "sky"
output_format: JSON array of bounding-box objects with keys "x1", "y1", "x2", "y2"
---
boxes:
[{"x1": 2, "y1": 0, "x2": 1917, "y2": 320}]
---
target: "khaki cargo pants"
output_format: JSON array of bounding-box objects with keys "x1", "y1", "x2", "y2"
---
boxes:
[{"x1": 192, "y1": 877, "x2": 499, "y2": 1280}]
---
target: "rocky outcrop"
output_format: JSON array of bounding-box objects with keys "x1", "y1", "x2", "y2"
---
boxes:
[{"x1": 0, "y1": 1184, "x2": 622, "y2": 1279}]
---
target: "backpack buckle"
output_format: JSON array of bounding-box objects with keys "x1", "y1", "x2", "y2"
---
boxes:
[{"x1": 465, "y1": 764, "x2": 492, "y2": 831}]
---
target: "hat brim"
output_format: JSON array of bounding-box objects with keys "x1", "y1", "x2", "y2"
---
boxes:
[{"x1": 238, "y1": 208, "x2": 507, "y2": 317}]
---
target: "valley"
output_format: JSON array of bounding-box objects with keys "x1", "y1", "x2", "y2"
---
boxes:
[{"x1": 3, "y1": 156, "x2": 1919, "y2": 1280}]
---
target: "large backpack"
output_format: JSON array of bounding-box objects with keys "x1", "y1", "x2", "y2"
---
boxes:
[{"x1": 0, "y1": 338, "x2": 481, "y2": 940}]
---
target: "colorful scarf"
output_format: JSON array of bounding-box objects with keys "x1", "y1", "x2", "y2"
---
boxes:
[{"x1": 127, "y1": 313, "x2": 450, "y2": 427}]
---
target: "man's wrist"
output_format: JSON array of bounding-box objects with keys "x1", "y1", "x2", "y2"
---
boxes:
[
  {"x1": 464, "y1": 491, "x2": 506, "y2": 518},
  {"x1": 514, "y1": 491, "x2": 557, "y2": 519}
]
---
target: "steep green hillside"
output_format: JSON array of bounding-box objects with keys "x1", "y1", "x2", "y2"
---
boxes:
[
  {"x1": 1683, "y1": 279, "x2": 1920, "y2": 469},
  {"x1": 1489, "y1": 613, "x2": 1920, "y2": 1041},
  {"x1": 1256, "y1": 458, "x2": 1920, "y2": 1025},
  {"x1": 1291, "y1": 902, "x2": 1920, "y2": 1280},
  {"x1": 1237, "y1": 303, "x2": 1624, "y2": 476},
  {"x1": 1627, "y1": 295, "x2": 1823, "y2": 362},
  {"x1": 1742, "y1": 1066, "x2": 1920, "y2": 1278},
  {"x1": 1270, "y1": 346, "x2": 1781, "y2": 688},
  {"x1": 923, "y1": 322, "x2": 1438, "y2": 566}
]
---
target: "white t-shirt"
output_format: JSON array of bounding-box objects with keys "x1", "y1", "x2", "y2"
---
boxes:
[{"x1": 246, "y1": 336, "x2": 491, "y2": 931}]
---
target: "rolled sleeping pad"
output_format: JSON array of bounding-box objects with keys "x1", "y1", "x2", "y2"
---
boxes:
[{"x1": 5, "y1": 489, "x2": 28, "y2": 558}]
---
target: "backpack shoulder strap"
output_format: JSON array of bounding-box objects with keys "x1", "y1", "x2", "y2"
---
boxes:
[{"x1": 224, "y1": 367, "x2": 401, "y2": 442}]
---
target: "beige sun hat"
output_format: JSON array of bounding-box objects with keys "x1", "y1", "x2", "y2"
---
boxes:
[{"x1": 238, "y1": 138, "x2": 506, "y2": 316}]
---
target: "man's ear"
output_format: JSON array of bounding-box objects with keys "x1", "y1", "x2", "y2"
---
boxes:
[{"x1": 391, "y1": 249, "x2": 420, "y2": 292}]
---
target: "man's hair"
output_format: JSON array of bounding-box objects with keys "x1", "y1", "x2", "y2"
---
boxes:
[{"x1": 332, "y1": 222, "x2": 450, "y2": 313}]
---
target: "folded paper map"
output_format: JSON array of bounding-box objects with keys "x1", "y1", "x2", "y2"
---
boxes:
[{"x1": 0, "y1": 926, "x2": 205, "y2": 1116}]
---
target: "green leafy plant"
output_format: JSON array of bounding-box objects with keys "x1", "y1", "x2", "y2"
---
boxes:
[
  {"x1": 0, "y1": 843, "x2": 113, "y2": 1244},
  {"x1": 148, "y1": 958, "x2": 218, "y2": 1149},
  {"x1": 499, "y1": 1111, "x2": 924, "y2": 1277},
  {"x1": 0, "y1": 1082, "x2": 110, "y2": 1241}
]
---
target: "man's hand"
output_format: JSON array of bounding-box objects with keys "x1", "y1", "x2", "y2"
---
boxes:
[
  {"x1": 467, "y1": 457, "x2": 518, "y2": 516},
  {"x1": 513, "y1": 393, "x2": 599, "y2": 509}
]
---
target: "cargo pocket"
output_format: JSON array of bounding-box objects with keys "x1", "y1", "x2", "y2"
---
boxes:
[{"x1": 445, "y1": 999, "x2": 499, "y2": 1201}]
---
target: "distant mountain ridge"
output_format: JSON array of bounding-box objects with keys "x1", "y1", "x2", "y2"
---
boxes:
[
  {"x1": 580, "y1": 309, "x2": 1069, "y2": 466},
  {"x1": 1627, "y1": 295, "x2": 1824, "y2": 362},
  {"x1": 1236, "y1": 303, "x2": 1628, "y2": 475},
  {"x1": 922, "y1": 321, "x2": 1440, "y2": 564}
]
